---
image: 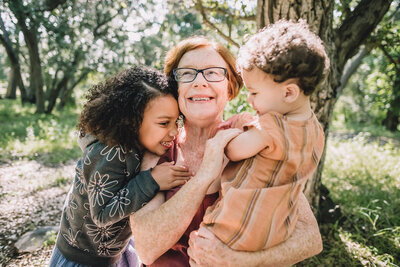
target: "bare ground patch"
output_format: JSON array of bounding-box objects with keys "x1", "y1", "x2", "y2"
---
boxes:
[{"x1": 0, "y1": 160, "x2": 76, "y2": 266}]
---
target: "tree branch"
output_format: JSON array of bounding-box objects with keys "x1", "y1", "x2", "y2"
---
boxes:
[
  {"x1": 195, "y1": 0, "x2": 239, "y2": 48},
  {"x1": 334, "y1": 0, "x2": 392, "y2": 70},
  {"x1": 337, "y1": 46, "x2": 371, "y2": 96},
  {"x1": 379, "y1": 43, "x2": 400, "y2": 74},
  {"x1": 201, "y1": 6, "x2": 255, "y2": 21}
]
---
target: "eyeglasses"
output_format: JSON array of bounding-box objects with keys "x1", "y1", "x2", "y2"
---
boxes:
[{"x1": 173, "y1": 67, "x2": 227, "y2": 83}]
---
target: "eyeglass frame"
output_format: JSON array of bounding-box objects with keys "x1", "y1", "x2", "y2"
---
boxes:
[{"x1": 173, "y1": 67, "x2": 227, "y2": 83}]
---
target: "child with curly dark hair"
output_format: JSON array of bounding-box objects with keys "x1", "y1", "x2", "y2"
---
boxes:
[
  {"x1": 201, "y1": 19, "x2": 330, "y2": 251},
  {"x1": 49, "y1": 66, "x2": 191, "y2": 266}
]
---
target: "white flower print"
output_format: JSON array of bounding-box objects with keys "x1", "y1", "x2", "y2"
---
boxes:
[
  {"x1": 66, "y1": 195, "x2": 78, "y2": 221},
  {"x1": 100, "y1": 145, "x2": 126, "y2": 162},
  {"x1": 84, "y1": 146, "x2": 94, "y2": 165},
  {"x1": 83, "y1": 202, "x2": 90, "y2": 219},
  {"x1": 134, "y1": 154, "x2": 140, "y2": 172},
  {"x1": 124, "y1": 169, "x2": 130, "y2": 177},
  {"x1": 97, "y1": 239, "x2": 123, "y2": 256},
  {"x1": 106, "y1": 188, "x2": 131, "y2": 217},
  {"x1": 75, "y1": 166, "x2": 86, "y2": 194},
  {"x1": 86, "y1": 223, "x2": 121, "y2": 243},
  {"x1": 88, "y1": 171, "x2": 118, "y2": 207},
  {"x1": 62, "y1": 228, "x2": 80, "y2": 248}
]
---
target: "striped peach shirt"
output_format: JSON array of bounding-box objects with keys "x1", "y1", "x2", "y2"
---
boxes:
[{"x1": 202, "y1": 111, "x2": 324, "y2": 251}]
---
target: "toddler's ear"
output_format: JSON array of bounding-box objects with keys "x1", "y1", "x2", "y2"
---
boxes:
[{"x1": 283, "y1": 83, "x2": 300, "y2": 103}]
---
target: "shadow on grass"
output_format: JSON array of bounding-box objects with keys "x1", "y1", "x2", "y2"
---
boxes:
[{"x1": 296, "y1": 222, "x2": 365, "y2": 267}]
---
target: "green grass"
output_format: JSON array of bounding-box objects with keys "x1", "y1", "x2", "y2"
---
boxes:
[
  {"x1": 300, "y1": 134, "x2": 400, "y2": 267},
  {"x1": 0, "y1": 99, "x2": 81, "y2": 165}
]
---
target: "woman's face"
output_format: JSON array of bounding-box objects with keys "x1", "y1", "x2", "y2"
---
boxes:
[{"x1": 177, "y1": 47, "x2": 229, "y2": 125}]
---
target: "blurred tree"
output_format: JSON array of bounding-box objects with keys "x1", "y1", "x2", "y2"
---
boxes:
[
  {"x1": 0, "y1": 9, "x2": 27, "y2": 101},
  {"x1": 376, "y1": 5, "x2": 400, "y2": 131},
  {"x1": 0, "y1": 0, "x2": 209, "y2": 113},
  {"x1": 194, "y1": 0, "x2": 393, "y2": 213},
  {"x1": 333, "y1": 2, "x2": 400, "y2": 132}
]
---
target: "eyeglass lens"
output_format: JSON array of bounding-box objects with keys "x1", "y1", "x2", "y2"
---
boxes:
[{"x1": 174, "y1": 67, "x2": 226, "y2": 82}]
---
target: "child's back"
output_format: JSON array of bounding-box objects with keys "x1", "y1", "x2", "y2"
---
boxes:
[{"x1": 203, "y1": 111, "x2": 324, "y2": 250}]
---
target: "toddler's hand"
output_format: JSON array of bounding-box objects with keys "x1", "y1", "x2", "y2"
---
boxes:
[
  {"x1": 151, "y1": 162, "x2": 192, "y2": 190},
  {"x1": 218, "y1": 112, "x2": 254, "y2": 130}
]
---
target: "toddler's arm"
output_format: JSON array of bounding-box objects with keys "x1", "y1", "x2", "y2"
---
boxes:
[
  {"x1": 220, "y1": 113, "x2": 270, "y2": 162},
  {"x1": 225, "y1": 125, "x2": 269, "y2": 162}
]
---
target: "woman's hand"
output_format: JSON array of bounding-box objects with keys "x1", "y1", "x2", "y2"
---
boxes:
[
  {"x1": 188, "y1": 227, "x2": 232, "y2": 267},
  {"x1": 197, "y1": 128, "x2": 242, "y2": 183}
]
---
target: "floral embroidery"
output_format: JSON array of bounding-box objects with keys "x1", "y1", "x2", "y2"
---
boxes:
[
  {"x1": 86, "y1": 223, "x2": 121, "y2": 243},
  {"x1": 134, "y1": 154, "x2": 140, "y2": 172},
  {"x1": 88, "y1": 171, "x2": 118, "y2": 207},
  {"x1": 84, "y1": 146, "x2": 94, "y2": 165},
  {"x1": 100, "y1": 145, "x2": 126, "y2": 162},
  {"x1": 66, "y1": 195, "x2": 78, "y2": 220},
  {"x1": 106, "y1": 188, "x2": 131, "y2": 217},
  {"x1": 97, "y1": 239, "x2": 123, "y2": 256},
  {"x1": 83, "y1": 202, "x2": 90, "y2": 219},
  {"x1": 63, "y1": 228, "x2": 80, "y2": 248},
  {"x1": 124, "y1": 169, "x2": 130, "y2": 177},
  {"x1": 75, "y1": 166, "x2": 86, "y2": 195}
]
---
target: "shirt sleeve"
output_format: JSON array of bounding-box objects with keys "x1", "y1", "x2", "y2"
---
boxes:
[
  {"x1": 82, "y1": 141, "x2": 160, "y2": 227},
  {"x1": 241, "y1": 114, "x2": 278, "y2": 156}
]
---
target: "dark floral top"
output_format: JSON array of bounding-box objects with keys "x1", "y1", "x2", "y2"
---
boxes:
[{"x1": 56, "y1": 138, "x2": 159, "y2": 267}]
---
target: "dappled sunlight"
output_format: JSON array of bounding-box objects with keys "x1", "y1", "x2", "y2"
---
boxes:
[
  {"x1": 319, "y1": 134, "x2": 400, "y2": 266},
  {"x1": 339, "y1": 229, "x2": 397, "y2": 267}
]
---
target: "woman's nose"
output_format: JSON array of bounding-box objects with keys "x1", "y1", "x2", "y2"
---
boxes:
[{"x1": 192, "y1": 72, "x2": 208, "y2": 87}]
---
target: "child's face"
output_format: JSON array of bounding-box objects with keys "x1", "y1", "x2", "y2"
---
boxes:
[
  {"x1": 139, "y1": 95, "x2": 179, "y2": 156},
  {"x1": 242, "y1": 68, "x2": 287, "y2": 116}
]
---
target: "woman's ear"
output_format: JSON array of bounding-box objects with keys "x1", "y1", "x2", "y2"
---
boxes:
[{"x1": 283, "y1": 83, "x2": 300, "y2": 103}]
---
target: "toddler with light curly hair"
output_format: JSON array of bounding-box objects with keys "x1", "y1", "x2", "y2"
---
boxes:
[{"x1": 201, "y1": 19, "x2": 330, "y2": 251}]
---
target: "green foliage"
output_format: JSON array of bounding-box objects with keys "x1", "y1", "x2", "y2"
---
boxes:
[
  {"x1": 334, "y1": 1, "x2": 400, "y2": 132},
  {"x1": 223, "y1": 86, "x2": 254, "y2": 119},
  {"x1": 43, "y1": 231, "x2": 57, "y2": 247},
  {"x1": 299, "y1": 134, "x2": 400, "y2": 266},
  {"x1": 0, "y1": 99, "x2": 80, "y2": 164}
]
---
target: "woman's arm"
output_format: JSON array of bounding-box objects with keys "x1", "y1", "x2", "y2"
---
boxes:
[
  {"x1": 188, "y1": 193, "x2": 322, "y2": 267},
  {"x1": 130, "y1": 129, "x2": 242, "y2": 265}
]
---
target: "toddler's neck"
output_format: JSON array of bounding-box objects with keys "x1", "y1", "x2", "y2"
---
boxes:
[{"x1": 283, "y1": 98, "x2": 313, "y2": 121}]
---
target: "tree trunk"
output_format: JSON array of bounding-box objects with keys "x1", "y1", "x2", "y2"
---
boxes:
[
  {"x1": 57, "y1": 70, "x2": 90, "y2": 110},
  {"x1": 25, "y1": 29, "x2": 45, "y2": 113},
  {"x1": 6, "y1": 68, "x2": 17, "y2": 99},
  {"x1": 46, "y1": 76, "x2": 69, "y2": 114},
  {"x1": 0, "y1": 12, "x2": 28, "y2": 101},
  {"x1": 383, "y1": 75, "x2": 400, "y2": 131},
  {"x1": 8, "y1": 0, "x2": 45, "y2": 113},
  {"x1": 256, "y1": 0, "x2": 392, "y2": 215}
]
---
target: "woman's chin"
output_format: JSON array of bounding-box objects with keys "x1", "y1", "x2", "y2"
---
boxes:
[{"x1": 185, "y1": 111, "x2": 222, "y2": 125}]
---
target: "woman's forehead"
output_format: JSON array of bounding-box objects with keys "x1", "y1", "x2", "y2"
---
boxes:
[{"x1": 178, "y1": 47, "x2": 227, "y2": 68}]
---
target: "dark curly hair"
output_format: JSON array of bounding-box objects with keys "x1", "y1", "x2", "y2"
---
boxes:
[
  {"x1": 78, "y1": 66, "x2": 178, "y2": 151},
  {"x1": 237, "y1": 19, "x2": 330, "y2": 95}
]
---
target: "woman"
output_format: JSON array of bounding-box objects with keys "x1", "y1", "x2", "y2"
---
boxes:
[{"x1": 130, "y1": 36, "x2": 322, "y2": 266}]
